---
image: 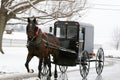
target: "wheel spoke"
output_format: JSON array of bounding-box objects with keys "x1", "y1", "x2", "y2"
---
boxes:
[
  {"x1": 59, "y1": 66, "x2": 68, "y2": 73},
  {"x1": 96, "y1": 48, "x2": 104, "y2": 75},
  {"x1": 79, "y1": 50, "x2": 90, "y2": 78}
]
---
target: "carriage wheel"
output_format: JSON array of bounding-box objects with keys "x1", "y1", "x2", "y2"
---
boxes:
[
  {"x1": 79, "y1": 50, "x2": 90, "y2": 79},
  {"x1": 96, "y1": 48, "x2": 104, "y2": 75},
  {"x1": 58, "y1": 72, "x2": 68, "y2": 80},
  {"x1": 59, "y1": 66, "x2": 68, "y2": 73},
  {"x1": 41, "y1": 60, "x2": 49, "y2": 76}
]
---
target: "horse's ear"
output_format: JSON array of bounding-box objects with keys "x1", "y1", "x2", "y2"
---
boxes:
[
  {"x1": 33, "y1": 18, "x2": 38, "y2": 24},
  {"x1": 27, "y1": 18, "x2": 31, "y2": 23}
]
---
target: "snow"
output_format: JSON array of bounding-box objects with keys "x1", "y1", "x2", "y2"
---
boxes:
[
  {"x1": 0, "y1": 32, "x2": 120, "y2": 77},
  {"x1": 0, "y1": 47, "x2": 119, "y2": 75},
  {"x1": 0, "y1": 47, "x2": 29, "y2": 73},
  {"x1": 3, "y1": 32, "x2": 27, "y2": 40},
  {"x1": 0, "y1": 47, "x2": 83, "y2": 73},
  {"x1": 104, "y1": 50, "x2": 120, "y2": 58},
  {"x1": 0, "y1": 47, "x2": 83, "y2": 74}
]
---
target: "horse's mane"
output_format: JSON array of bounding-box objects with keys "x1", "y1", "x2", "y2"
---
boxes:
[{"x1": 45, "y1": 33, "x2": 58, "y2": 40}]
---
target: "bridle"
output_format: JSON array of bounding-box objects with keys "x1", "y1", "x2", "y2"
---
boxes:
[
  {"x1": 27, "y1": 26, "x2": 42, "y2": 46},
  {"x1": 31, "y1": 28, "x2": 40, "y2": 41}
]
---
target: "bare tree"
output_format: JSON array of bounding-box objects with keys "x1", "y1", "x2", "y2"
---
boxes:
[
  {"x1": 113, "y1": 27, "x2": 120, "y2": 50},
  {"x1": 22, "y1": 0, "x2": 87, "y2": 23},
  {"x1": 0, "y1": 0, "x2": 87, "y2": 54}
]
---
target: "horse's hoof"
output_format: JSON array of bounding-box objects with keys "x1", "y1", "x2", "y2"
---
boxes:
[
  {"x1": 29, "y1": 69, "x2": 34, "y2": 73},
  {"x1": 54, "y1": 74, "x2": 58, "y2": 78}
]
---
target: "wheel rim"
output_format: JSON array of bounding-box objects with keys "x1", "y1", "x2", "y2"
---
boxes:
[
  {"x1": 59, "y1": 66, "x2": 68, "y2": 73},
  {"x1": 79, "y1": 50, "x2": 90, "y2": 79},
  {"x1": 96, "y1": 48, "x2": 104, "y2": 75}
]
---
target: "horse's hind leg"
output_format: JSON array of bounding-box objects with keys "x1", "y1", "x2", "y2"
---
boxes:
[
  {"x1": 25, "y1": 53, "x2": 33, "y2": 73},
  {"x1": 53, "y1": 57, "x2": 58, "y2": 78},
  {"x1": 54, "y1": 64, "x2": 58, "y2": 78}
]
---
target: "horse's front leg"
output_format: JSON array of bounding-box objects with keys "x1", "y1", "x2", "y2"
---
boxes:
[
  {"x1": 46, "y1": 56, "x2": 52, "y2": 77},
  {"x1": 53, "y1": 56, "x2": 58, "y2": 78},
  {"x1": 38, "y1": 58, "x2": 43, "y2": 79},
  {"x1": 25, "y1": 53, "x2": 34, "y2": 73}
]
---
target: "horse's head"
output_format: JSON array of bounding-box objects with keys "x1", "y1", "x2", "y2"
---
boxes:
[{"x1": 26, "y1": 18, "x2": 39, "y2": 41}]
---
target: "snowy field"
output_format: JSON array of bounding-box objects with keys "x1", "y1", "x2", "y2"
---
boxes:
[
  {"x1": 0, "y1": 47, "x2": 29, "y2": 73},
  {"x1": 0, "y1": 47, "x2": 120, "y2": 75},
  {"x1": 0, "y1": 32, "x2": 120, "y2": 79},
  {"x1": 0, "y1": 47, "x2": 84, "y2": 74}
]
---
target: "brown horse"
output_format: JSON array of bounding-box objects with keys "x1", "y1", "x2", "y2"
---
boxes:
[{"x1": 25, "y1": 18, "x2": 60, "y2": 79}]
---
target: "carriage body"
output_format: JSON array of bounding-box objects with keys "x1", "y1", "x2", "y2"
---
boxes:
[
  {"x1": 80, "y1": 22, "x2": 94, "y2": 54},
  {"x1": 51, "y1": 21, "x2": 104, "y2": 78},
  {"x1": 51, "y1": 21, "x2": 94, "y2": 66}
]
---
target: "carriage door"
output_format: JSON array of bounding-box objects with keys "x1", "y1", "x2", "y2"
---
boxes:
[{"x1": 67, "y1": 25, "x2": 79, "y2": 52}]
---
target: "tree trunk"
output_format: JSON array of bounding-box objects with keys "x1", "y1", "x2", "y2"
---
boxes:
[
  {"x1": 116, "y1": 42, "x2": 119, "y2": 50},
  {"x1": 0, "y1": 15, "x2": 8, "y2": 54}
]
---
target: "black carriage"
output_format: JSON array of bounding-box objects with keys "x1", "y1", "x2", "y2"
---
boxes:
[
  {"x1": 25, "y1": 18, "x2": 104, "y2": 79},
  {"x1": 47, "y1": 21, "x2": 104, "y2": 78}
]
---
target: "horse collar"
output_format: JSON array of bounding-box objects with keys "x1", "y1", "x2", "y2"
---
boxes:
[{"x1": 36, "y1": 27, "x2": 41, "y2": 37}]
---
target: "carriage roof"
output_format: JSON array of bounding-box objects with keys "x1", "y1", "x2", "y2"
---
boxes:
[{"x1": 54, "y1": 21, "x2": 80, "y2": 26}]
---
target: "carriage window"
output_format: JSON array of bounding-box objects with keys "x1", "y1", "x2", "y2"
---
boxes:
[
  {"x1": 55, "y1": 25, "x2": 78, "y2": 38},
  {"x1": 56, "y1": 27, "x2": 60, "y2": 37},
  {"x1": 56, "y1": 26, "x2": 66, "y2": 38},
  {"x1": 67, "y1": 26, "x2": 77, "y2": 38}
]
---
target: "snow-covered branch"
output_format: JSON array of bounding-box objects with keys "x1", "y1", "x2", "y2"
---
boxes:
[
  {"x1": 4, "y1": 0, "x2": 88, "y2": 23},
  {"x1": 26, "y1": 0, "x2": 88, "y2": 20},
  {"x1": 27, "y1": 0, "x2": 48, "y2": 15}
]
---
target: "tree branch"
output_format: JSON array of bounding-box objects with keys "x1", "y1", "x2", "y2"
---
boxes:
[
  {"x1": 10, "y1": 0, "x2": 44, "y2": 14},
  {"x1": 27, "y1": 0, "x2": 48, "y2": 15},
  {"x1": 3, "y1": 0, "x2": 14, "y2": 7}
]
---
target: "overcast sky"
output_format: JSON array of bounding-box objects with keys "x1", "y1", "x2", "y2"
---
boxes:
[{"x1": 79, "y1": 0, "x2": 120, "y2": 43}]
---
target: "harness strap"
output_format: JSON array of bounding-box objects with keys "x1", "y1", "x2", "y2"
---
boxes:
[
  {"x1": 36, "y1": 27, "x2": 48, "y2": 57},
  {"x1": 42, "y1": 32, "x2": 47, "y2": 38},
  {"x1": 36, "y1": 27, "x2": 41, "y2": 37},
  {"x1": 36, "y1": 27, "x2": 47, "y2": 38},
  {"x1": 42, "y1": 32, "x2": 48, "y2": 55}
]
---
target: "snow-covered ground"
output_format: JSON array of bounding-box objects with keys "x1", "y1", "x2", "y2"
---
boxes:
[
  {"x1": 3, "y1": 32, "x2": 27, "y2": 40},
  {"x1": 0, "y1": 47, "x2": 120, "y2": 75},
  {"x1": 0, "y1": 32, "x2": 120, "y2": 76},
  {"x1": 0, "y1": 47, "x2": 82, "y2": 73},
  {"x1": 0, "y1": 47, "x2": 29, "y2": 73}
]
